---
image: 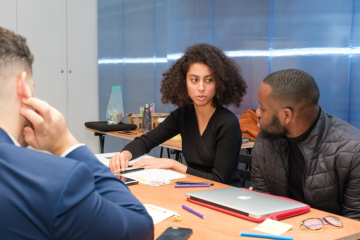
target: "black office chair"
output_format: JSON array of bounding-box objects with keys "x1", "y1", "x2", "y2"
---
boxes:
[
  {"x1": 238, "y1": 153, "x2": 252, "y2": 188},
  {"x1": 159, "y1": 147, "x2": 182, "y2": 162}
]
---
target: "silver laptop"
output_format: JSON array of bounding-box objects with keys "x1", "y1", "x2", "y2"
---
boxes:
[{"x1": 185, "y1": 187, "x2": 307, "y2": 219}]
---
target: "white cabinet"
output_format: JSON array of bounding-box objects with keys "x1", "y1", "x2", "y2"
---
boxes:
[
  {"x1": 17, "y1": 0, "x2": 68, "y2": 121},
  {"x1": 67, "y1": 0, "x2": 99, "y2": 153},
  {"x1": 0, "y1": 0, "x2": 99, "y2": 153}
]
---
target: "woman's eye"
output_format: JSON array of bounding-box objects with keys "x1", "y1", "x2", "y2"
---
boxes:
[
  {"x1": 206, "y1": 78, "x2": 213, "y2": 82},
  {"x1": 191, "y1": 78, "x2": 197, "y2": 82}
]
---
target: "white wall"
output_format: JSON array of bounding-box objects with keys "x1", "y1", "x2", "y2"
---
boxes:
[
  {"x1": 0, "y1": 0, "x2": 99, "y2": 153},
  {"x1": 0, "y1": 0, "x2": 16, "y2": 31},
  {"x1": 17, "y1": 1, "x2": 68, "y2": 121}
]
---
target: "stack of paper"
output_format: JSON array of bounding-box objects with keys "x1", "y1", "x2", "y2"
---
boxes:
[
  {"x1": 95, "y1": 153, "x2": 186, "y2": 184},
  {"x1": 95, "y1": 153, "x2": 155, "y2": 167},
  {"x1": 121, "y1": 169, "x2": 186, "y2": 184}
]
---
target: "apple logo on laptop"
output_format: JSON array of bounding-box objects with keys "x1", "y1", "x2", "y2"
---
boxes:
[{"x1": 238, "y1": 196, "x2": 252, "y2": 200}]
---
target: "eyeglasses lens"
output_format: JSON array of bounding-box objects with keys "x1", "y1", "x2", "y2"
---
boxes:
[
  {"x1": 304, "y1": 219, "x2": 323, "y2": 230},
  {"x1": 324, "y1": 216, "x2": 342, "y2": 227}
]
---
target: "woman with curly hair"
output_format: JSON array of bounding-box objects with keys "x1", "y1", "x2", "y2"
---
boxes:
[{"x1": 109, "y1": 43, "x2": 247, "y2": 186}]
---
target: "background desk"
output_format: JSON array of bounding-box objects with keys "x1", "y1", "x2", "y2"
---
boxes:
[
  {"x1": 85, "y1": 127, "x2": 254, "y2": 154},
  {"x1": 129, "y1": 173, "x2": 360, "y2": 240}
]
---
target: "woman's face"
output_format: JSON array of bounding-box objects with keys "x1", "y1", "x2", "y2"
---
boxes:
[{"x1": 186, "y1": 63, "x2": 216, "y2": 108}]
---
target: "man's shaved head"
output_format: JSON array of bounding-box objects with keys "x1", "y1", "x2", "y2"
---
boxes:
[{"x1": 263, "y1": 69, "x2": 320, "y2": 107}]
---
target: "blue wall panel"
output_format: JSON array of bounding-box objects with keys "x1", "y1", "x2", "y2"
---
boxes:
[
  {"x1": 213, "y1": 0, "x2": 271, "y2": 51},
  {"x1": 272, "y1": 0, "x2": 352, "y2": 49},
  {"x1": 271, "y1": 0, "x2": 353, "y2": 121},
  {"x1": 229, "y1": 57, "x2": 269, "y2": 118},
  {"x1": 98, "y1": 0, "x2": 124, "y2": 120},
  {"x1": 167, "y1": 0, "x2": 212, "y2": 54},
  {"x1": 98, "y1": 0, "x2": 127, "y2": 153},
  {"x1": 213, "y1": 0, "x2": 271, "y2": 117},
  {"x1": 349, "y1": 0, "x2": 360, "y2": 127},
  {"x1": 271, "y1": 55, "x2": 350, "y2": 120},
  {"x1": 98, "y1": 0, "x2": 360, "y2": 154}
]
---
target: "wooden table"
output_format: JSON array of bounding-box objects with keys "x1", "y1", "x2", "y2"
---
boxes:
[
  {"x1": 85, "y1": 127, "x2": 254, "y2": 154},
  {"x1": 129, "y1": 173, "x2": 360, "y2": 240}
]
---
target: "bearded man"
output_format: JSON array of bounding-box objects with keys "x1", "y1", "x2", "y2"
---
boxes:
[{"x1": 252, "y1": 69, "x2": 360, "y2": 221}]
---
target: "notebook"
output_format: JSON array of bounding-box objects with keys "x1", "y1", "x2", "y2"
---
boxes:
[{"x1": 185, "y1": 187, "x2": 307, "y2": 219}]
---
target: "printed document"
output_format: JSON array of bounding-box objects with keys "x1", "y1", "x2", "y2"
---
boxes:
[{"x1": 144, "y1": 204, "x2": 176, "y2": 224}]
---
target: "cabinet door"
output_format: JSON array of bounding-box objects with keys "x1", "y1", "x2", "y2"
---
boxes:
[
  {"x1": 67, "y1": 0, "x2": 99, "y2": 153},
  {"x1": 17, "y1": 0, "x2": 68, "y2": 122},
  {"x1": 0, "y1": 0, "x2": 16, "y2": 32}
]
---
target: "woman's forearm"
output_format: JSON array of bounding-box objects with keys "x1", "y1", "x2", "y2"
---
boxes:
[{"x1": 171, "y1": 160, "x2": 187, "y2": 173}]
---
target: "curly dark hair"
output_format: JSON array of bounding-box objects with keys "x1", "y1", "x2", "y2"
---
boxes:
[{"x1": 160, "y1": 43, "x2": 247, "y2": 108}]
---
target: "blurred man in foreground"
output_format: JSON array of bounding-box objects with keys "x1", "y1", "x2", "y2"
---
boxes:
[{"x1": 0, "y1": 27, "x2": 154, "y2": 239}]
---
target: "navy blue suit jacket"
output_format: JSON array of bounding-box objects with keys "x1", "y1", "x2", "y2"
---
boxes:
[{"x1": 0, "y1": 128, "x2": 154, "y2": 239}]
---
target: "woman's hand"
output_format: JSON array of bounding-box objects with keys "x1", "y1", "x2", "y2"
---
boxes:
[
  {"x1": 132, "y1": 158, "x2": 174, "y2": 170},
  {"x1": 133, "y1": 158, "x2": 187, "y2": 173},
  {"x1": 109, "y1": 151, "x2": 132, "y2": 173}
]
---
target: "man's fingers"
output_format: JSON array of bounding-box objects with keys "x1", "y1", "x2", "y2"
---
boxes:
[
  {"x1": 120, "y1": 158, "x2": 129, "y2": 172},
  {"x1": 109, "y1": 156, "x2": 115, "y2": 173},
  {"x1": 114, "y1": 154, "x2": 121, "y2": 173},
  {"x1": 22, "y1": 98, "x2": 52, "y2": 121},
  {"x1": 23, "y1": 127, "x2": 39, "y2": 149},
  {"x1": 109, "y1": 156, "x2": 117, "y2": 173},
  {"x1": 20, "y1": 108, "x2": 45, "y2": 131}
]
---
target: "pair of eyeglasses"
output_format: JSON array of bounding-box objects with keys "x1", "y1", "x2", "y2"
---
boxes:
[{"x1": 300, "y1": 216, "x2": 343, "y2": 231}]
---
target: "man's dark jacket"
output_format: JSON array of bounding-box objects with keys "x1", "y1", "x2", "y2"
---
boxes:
[{"x1": 251, "y1": 107, "x2": 360, "y2": 220}]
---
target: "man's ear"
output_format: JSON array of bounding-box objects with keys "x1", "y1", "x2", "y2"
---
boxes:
[
  {"x1": 16, "y1": 71, "x2": 31, "y2": 99},
  {"x1": 283, "y1": 108, "x2": 293, "y2": 125}
]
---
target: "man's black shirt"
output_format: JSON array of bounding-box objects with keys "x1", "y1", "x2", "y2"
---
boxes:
[{"x1": 286, "y1": 112, "x2": 320, "y2": 203}]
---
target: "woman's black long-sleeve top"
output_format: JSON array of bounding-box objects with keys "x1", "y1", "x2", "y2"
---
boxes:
[{"x1": 123, "y1": 105, "x2": 242, "y2": 187}]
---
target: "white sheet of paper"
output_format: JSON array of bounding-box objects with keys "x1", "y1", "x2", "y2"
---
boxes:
[
  {"x1": 144, "y1": 204, "x2": 176, "y2": 224},
  {"x1": 253, "y1": 219, "x2": 293, "y2": 235},
  {"x1": 95, "y1": 153, "x2": 154, "y2": 167},
  {"x1": 121, "y1": 169, "x2": 186, "y2": 184}
]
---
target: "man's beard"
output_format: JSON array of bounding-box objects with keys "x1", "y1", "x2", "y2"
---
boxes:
[
  {"x1": 21, "y1": 117, "x2": 34, "y2": 147},
  {"x1": 258, "y1": 114, "x2": 289, "y2": 140}
]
